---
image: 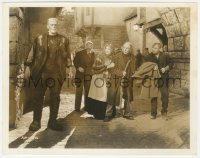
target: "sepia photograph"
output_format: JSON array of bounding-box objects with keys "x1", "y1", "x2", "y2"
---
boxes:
[{"x1": 1, "y1": 2, "x2": 198, "y2": 155}]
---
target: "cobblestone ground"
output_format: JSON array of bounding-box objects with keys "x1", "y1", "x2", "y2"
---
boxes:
[{"x1": 9, "y1": 83, "x2": 189, "y2": 149}]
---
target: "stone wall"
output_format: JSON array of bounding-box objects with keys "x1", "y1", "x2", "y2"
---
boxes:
[
  {"x1": 9, "y1": 7, "x2": 31, "y2": 127},
  {"x1": 158, "y1": 8, "x2": 190, "y2": 96}
]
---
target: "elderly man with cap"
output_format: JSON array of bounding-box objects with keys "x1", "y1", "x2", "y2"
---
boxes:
[
  {"x1": 104, "y1": 42, "x2": 136, "y2": 122},
  {"x1": 73, "y1": 40, "x2": 95, "y2": 112},
  {"x1": 25, "y1": 18, "x2": 72, "y2": 131}
]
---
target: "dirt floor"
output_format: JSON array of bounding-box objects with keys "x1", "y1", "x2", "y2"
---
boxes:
[{"x1": 9, "y1": 82, "x2": 189, "y2": 149}]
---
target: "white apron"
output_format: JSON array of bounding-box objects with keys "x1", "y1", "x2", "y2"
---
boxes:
[{"x1": 88, "y1": 73, "x2": 108, "y2": 102}]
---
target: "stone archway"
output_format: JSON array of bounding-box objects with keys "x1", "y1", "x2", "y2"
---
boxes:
[{"x1": 156, "y1": 8, "x2": 190, "y2": 96}]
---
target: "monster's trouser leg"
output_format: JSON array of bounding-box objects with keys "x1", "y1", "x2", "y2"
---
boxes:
[
  {"x1": 32, "y1": 79, "x2": 47, "y2": 122},
  {"x1": 48, "y1": 79, "x2": 63, "y2": 122}
]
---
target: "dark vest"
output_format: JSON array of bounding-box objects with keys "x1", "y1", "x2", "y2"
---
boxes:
[{"x1": 25, "y1": 33, "x2": 71, "y2": 80}]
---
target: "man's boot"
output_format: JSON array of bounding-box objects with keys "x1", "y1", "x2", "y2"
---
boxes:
[
  {"x1": 29, "y1": 120, "x2": 41, "y2": 131},
  {"x1": 47, "y1": 119, "x2": 63, "y2": 131},
  {"x1": 48, "y1": 101, "x2": 63, "y2": 131}
]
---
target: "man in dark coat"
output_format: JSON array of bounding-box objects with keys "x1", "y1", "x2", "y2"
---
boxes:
[
  {"x1": 73, "y1": 41, "x2": 95, "y2": 112},
  {"x1": 104, "y1": 42, "x2": 135, "y2": 122},
  {"x1": 25, "y1": 18, "x2": 72, "y2": 131},
  {"x1": 145, "y1": 43, "x2": 173, "y2": 120},
  {"x1": 143, "y1": 47, "x2": 150, "y2": 61},
  {"x1": 135, "y1": 49, "x2": 144, "y2": 70}
]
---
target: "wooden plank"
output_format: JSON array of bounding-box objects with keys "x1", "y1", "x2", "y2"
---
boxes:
[{"x1": 144, "y1": 18, "x2": 162, "y2": 29}]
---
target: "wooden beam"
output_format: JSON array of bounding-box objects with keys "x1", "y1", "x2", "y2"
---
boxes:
[
  {"x1": 150, "y1": 27, "x2": 168, "y2": 45},
  {"x1": 150, "y1": 27, "x2": 164, "y2": 43},
  {"x1": 144, "y1": 18, "x2": 162, "y2": 30}
]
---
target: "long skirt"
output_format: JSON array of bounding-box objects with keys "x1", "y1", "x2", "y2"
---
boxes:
[
  {"x1": 87, "y1": 74, "x2": 107, "y2": 119},
  {"x1": 87, "y1": 98, "x2": 107, "y2": 120}
]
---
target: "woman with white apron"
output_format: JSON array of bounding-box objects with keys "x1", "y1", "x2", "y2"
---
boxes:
[{"x1": 87, "y1": 44, "x2": 115, "y2": 119}]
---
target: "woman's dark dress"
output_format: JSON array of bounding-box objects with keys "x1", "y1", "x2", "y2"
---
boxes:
[{"x1": 87, "y1": 98, "x2": 107, "y2": 120}]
